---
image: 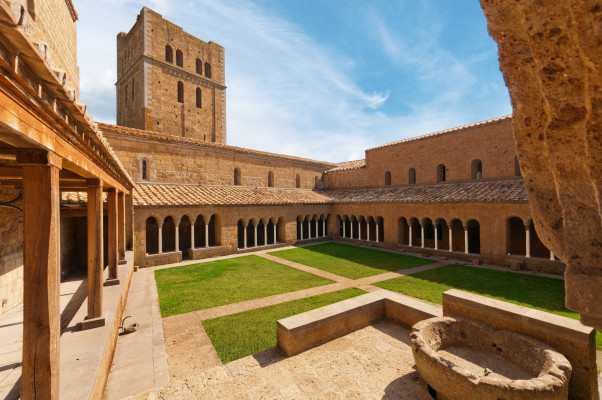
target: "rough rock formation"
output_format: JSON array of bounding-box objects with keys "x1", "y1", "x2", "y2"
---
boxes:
[{"x1": 479, "y1": 0, "x2": 602, "y2": 329}]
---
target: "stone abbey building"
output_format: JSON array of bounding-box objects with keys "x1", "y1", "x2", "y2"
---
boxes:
[{"x1": 0, "y1": 3, "x2": 575, "y2": 399}]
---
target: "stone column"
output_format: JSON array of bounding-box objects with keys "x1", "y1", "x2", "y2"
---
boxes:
[
  {"x1": 409, "y1": 224, "x2": 413, "y2": 247},
  {"x1": 300, "y1": 220, "x2": 304, "y2": 240},
  {"x1": 253, "y1": 223, "x2": 258, "y2": 247},
  {"x1": 191, "y1": 225, "x2": 195, "y2": 250},
  {"x1": 315, "y1": 219, "x2": 318, "y2": 238},
  {"x1": 550, "y1": 251, "x2": 555, "y2": 261},
  {"x1": 376, "y1": 223, "x2": 380, "y2": 242},
  {"x1": 421, "y1": 225, "x2": 425, "y2": 249},
  {"x1": 434, "y1": 226, "x2": 438, "y2": 250},
  {"x1": 342, "y1": 219, "x2": 346, "y2": 238},
  {"x1": 449, "y1": 227, "x2": 453, "y2": 252},
  {"x1": 117, "y1": 192, "x2": 126, "y2": 261},
  {"x1": 175, "y1": 222, "x2": 180, "y2": 251},
  {"x1": 367, "y1": 223, "x2": 371, "y2": 241},
  {"x1": 86, "y1": 178, "x2": 104, "y2": 319},
  {"x1": 205, "y1": 222, "x2": 209, "y2": 248},
  {"x1": 20, "y1": 152, "x2": 61, "y2": 400},
  {"x1": 273, "y1": 222, "x2": 277, "y2": 243},
  {"x1": 158, "y1": 221, "x2": 163, "y2": 254},
  {"x1": 358, "y1": 221, "x2": 362, "y2": 241},
  {"x1": 264, "y1": 224, "x2": 268, "y2": 246},
  {"x1": 322, "y1": 219, "x2": 326, "y2": 237},
  {"x1": 350, "y1": 220, "x2": 354, "y2": 239},
  {"x1": 464, "y1": 226, "x2": 469, "y2": 254},
  {"x1": 106, "y1": 188, "x2": 118, "y2": 281},
  {"x1": 525, "y1": 224, "x2": 531, "y2": 258}
]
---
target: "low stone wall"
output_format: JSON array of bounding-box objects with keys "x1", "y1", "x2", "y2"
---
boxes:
[
  {"x1": 442, "y1": 289, "x2": 597, "y2": 400},
  {"x1": 143, "y1": 251, "x2": 181, "y2": 267}
]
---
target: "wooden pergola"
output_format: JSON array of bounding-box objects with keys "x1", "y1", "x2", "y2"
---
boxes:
[{"x1": 0, "y1": 3, "x2": 134, "y2": 399}]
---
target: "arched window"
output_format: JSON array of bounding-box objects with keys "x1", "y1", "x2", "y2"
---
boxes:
[
  {"x1": 177, "y1": 81, "x2": 184, "y2": 103},
  {"x1": 142, "y1": 160, "x2": 147, "y2": 180},
  {"x1": 196, "y1": 88, "x2": 202, "y2": 108},
  {"x1": 196, "y1": 58, "x2": 203, "y2": 75},
  {"x1": 471, "y1": 159, "x2": 482, "y2": 180},
  {"x1": 268, "y1": 171, "x2": 274, "y2": 187},
  {"x1": 514, "y1": 156, "x2": 521, "y2": 176},
  {"x1": 437, "y1": 164, "x2": 446, "y2": 182},
  {"x1": 408, "y1": 168, "x2": 416, "y2": 184},
  {"x1": 234, "y1": 168, "x2": 241, "y2": 185},
  {"x1": 204, "y1": 62, "x2": 212, "y2": 78},
  {"x1": 165, "y1": 45, "x2": 173, "y2": 63},
  {"x1": 295, "y1": 174, "x2": 301, "y2": 188},
  {"x1": 384, "y1": 171, "x2": 391, "y2": 186},
  {"x1": 176, "y1": 49, "x2": 183, "y2": 67}
]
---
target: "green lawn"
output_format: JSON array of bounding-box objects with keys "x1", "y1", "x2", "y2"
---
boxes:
[
  {"x1": 155, "y1": 255, "x2": 333, "y2": 317},
  {"x1": 374, "y1": 264, "x2": 602, "y2": 350},
  {"x1": 269, "y1": 242, "x2": 433, "y2": 279},
  {"x1": 203, "y1": 288, "x2": 367, "y2": 363}
]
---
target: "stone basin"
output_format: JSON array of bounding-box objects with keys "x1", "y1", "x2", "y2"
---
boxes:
[{"x1": 411, "y1": 317, "x2": 572, "y2": 400}]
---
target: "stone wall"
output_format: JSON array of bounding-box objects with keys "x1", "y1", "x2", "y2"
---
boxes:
[
  {"x1": 117, "y1": 7, "x2": 226, "y2": 143},
  {"x1": 324, "y1": 166, "x2": 368, "y2": 189},
  {"x1": 104, "y1": 132, "x2": 332, "y2": 188},
  {"x1": 364, "y1": 117, "x2": 518, "y2": 187},
  {"x1": 0, "y1": 189, "x2": 23, "y2": 315}
]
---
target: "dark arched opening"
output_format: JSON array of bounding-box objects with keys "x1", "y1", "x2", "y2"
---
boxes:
[
  {"x1": 398, "y1": 217, "x2": 409, "y2": 245},
  {"x1": 165, "y1": 45, "x2": 173, "y2": 63},
  {"x1": 529, "y1": 221, "x2": 551, "y2": 258},
  {"x1": 196, "y1": 58, "x2": 203, "y2": 74},
  {"x1": 437, "y1": 164, "x2": 446, "y2": 182},
  {"x1": 204, "y1": 62, "x2": 212, "y2": 78},
  {"x1": 471, "y1": 159, "x2": 483, "y2": 180},
  {"x1": 162, "y1": 216, "x2": 176, "y2": 252},
  {"x1": 176, "y1": 49, "x2": 183, "y2": 67},
  {"x1": 410, "y1": 218, "x2": 421, "y2": 247},
  {"x1": 450, "y1": 219, "x2": 464, "y2": 252},
  {"x1": 507, "y1": 217, "x2": 526, "y2": 256},
  {"x1": 179, "y1": 216, "x2": 191, "y2": 259},
  {"x1": 268, "y1": 171, "x2": 274, "y2": 187},
  {"x1": 377, "y1": 217, "x2": 384, "y2": 242},
  {"x1": 385, "y1": 171, "x2": 391, "y2": 186},
  {"x1": 408, "y1": 168, "x2": 416, "y2": 184},
  {"x1": 237, "y1": 220, "x2": 245, "y2": 249},
  {"x1": 177, "y1": 81, "x2": 184, "y2": 103},
  {"x1": 145, "y1": 217, "x2": 159, "y2": 254},
  {"x1": 467, "y1": 219, "x2": 480, "y2": 254},
  {"x1": 234, "y1": 168, "x2": 242, "y2": 185}
]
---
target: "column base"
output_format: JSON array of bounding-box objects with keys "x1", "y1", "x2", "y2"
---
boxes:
[
  {"x1": 118, "y1": 259, "x2": 127, "y2": 265},
  {"x1": 81, "y1": 314, "x2": 106, "y2": 330},
  {"x1": 104, "y1": 278, "x2": 120, "y2": 287}
]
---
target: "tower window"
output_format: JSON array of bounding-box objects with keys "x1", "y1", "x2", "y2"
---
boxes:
[
  {"x1": 234, "y1": 168, "x2": 242, "y2": 185},
  {"x1": 384, "y1": 171, "x2": 391, "y2": 186},
  {"x1": 196, "y1": 58, "x2": 203, "y2": 75},
  {"x1": 204, "y1": 62, "x2": 212, "y2": 78},
  {"x1": 142, "y1": 160, "x2": 147, "y2": 180},
  {"x1": 408, "y1": 168, "x2": 416, "y2": 184},
  {"x1": 176, "y1": 49, "x2": 183, "y2": 67},
  {"x1": 177, "y1": 81, "x2": 184, "y2": 103},
  {"x1": 268, "y1": 171, "x2": 274, "y2": 187},
  {"x1": 471, "y1": 159, "x2": 483, "y2": 180},
  {"x1": 295, "y1": 174, "x2": 300, "y2": 188},
  {"x1": 437, "y1": 164, "x2": 446, "y2": 182},
  {"x1": 165, "y1": 45, "x2": 173, "y2": 63},
  {"x1": 196, "y1": 88, "x2": 202, "y2": 108}
]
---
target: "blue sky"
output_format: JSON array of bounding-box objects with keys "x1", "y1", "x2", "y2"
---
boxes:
[{"x1": 76, "y1": 0, "x2": 511, "y2": 162}]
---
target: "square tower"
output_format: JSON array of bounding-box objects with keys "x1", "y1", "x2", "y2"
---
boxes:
[{"x1": 116, "y1": 7, "x2": 226, "y2": 143}]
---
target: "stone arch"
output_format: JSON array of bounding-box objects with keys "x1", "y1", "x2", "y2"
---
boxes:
[
  {"x1": 268, "y1": 171, "x2": 274, "y2": 187},
  {"x1": 385, "y1": 171, "x2": 391, "y2": 186},
  {"x1": 196, "y1": 58, "x2": 203, "y2": 75},
  {"x1": 376, "y1": 216, "x2": 384, "y2": 242},
  {"x1": 267, "y1": 218, "x2": 275, "y2": 244},
  {"x1": 506, "y1": 217, "x2": 526, "y2": 256},
  {"x1": 408, "y1": 168, "x2": 416, "y2": 184},
  {"x1": 209, "y1": 213, "x2": 221, "y2": 246},
  {"x1": 234, "y1": 168, "x2": 242, "y2": 185},
  {"x1": 435, "y1": 218, "x2": 449, "y2": 250},
  {"x1": 194, "y1": 215, "x2": 206, "y2": 248},
  {"x1": 145, "y1": 216, "x2": 159, "y2": 254},
  {"x1": 177, "y1": 81, "x2": 184, "y2": 103},
  {"x1": 466, "y1": 219, "x2": 481, "y2": 254},
  {"x1": 409, "y1": 217, "x2": 421, "y2": 247},
  {"x1": 179, "y1": 215, "x2": 192, "y2": 258},
  {"x1": 257, "y1": 219, "x2": 266, "y2": 246},
  {"x1": 162, "y1": 216, "x2": 176, "y2": 252},
  {"x1": 450, "y1": 219, "x2": 464, "y2": 252},
  {"x1": 471, "y1": 159, "x2": 483, "y2": 180},
  {"x1": 165, "y1": 45, "x2": 173, "y2": 63},
  {"x1": 303, "y1": 216, "x2": 310, "y2": 240},
  {"x1": 176, "y1": 49, "x2": 183, "y2": 67},
  {"x1": 422, "y1": 217, "x2": 435, "y2": 248},
  {"x1": 204, "y1": 62, "x2": 212, "y2": 78},
  {"x1": 437, "y1": 164, "x2": 446, "y2": 183},
  {"x1": 277, "y1": 216, "x2": 286, "y2": 243},
  {"x1": 246, "y1": 219, "x2": 256, "y2": 248},
  {"x1": 398, "y1": 217, "x2": 409, "y2": 245},
  {"x1": 358, "y1": 216, "x2": 368, "y2": 240}
]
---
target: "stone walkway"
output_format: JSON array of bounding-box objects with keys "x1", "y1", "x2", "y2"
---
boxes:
[
  {"x1": 131, "y1": 320, "x2": 432, "y2": 400},
  {"x1": 104, "y1": 269, "x2": 169, "y2": 400}
]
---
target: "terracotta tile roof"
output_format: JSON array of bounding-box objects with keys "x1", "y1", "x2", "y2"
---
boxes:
[
  {"x1": 366, "y1": 115, "x2": 512, "y2": 151},
  {"x1": 326, "y1": 178, "x2": 527, "y2": 204},
  {"x1": 61, "y1": 191, "x2": 107, "y2": 207},
  {"x1": 133, "y1": 178, "x2": 527, "y2": 207},
  {"x1": 134, "y1": 184, "x2": 334, "y2": 206},
  {"x1": 325, "y1": 160, "x2": 366, "y2": 173},
  {"x1": 98, "y1": 123, "x2": 336, "y2": 168}
]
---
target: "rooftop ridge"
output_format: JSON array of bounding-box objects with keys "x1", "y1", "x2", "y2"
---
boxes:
[
  {"x1": 366, "y1": 115, "x2": 512, "y2": 151},
  {"x1": 99, "y1": 123, "x2": 336, "y2": 167},
  {"x1": 325, "y1": 159, "x2": 366, "y2": 173}
]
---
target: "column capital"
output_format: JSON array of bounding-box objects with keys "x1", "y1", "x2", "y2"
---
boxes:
[{"x1": 17, "y1": 149, "x2": 62, "y2": 168}]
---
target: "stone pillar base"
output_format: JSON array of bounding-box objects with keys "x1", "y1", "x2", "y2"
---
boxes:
[
  {"x1": 104, "y1": 279, "x2": 120, "y2": 287},
  {"x1": 81, "y1": 314, "x2": 106, "y2": 330}
]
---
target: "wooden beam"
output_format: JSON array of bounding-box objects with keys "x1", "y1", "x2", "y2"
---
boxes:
[
  {"x1": 86, "y1": 178, "x2": 103, "y2": 319},
  {"x1": 21, "y1": 157, "x2": 61, "y2": 399},
  {"x1": 0, "y1": 166, "x2": 21, "y2": 178}
]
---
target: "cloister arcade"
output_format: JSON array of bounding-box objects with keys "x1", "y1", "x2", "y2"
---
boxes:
[
  {"x1": 296, "y1": 214, "x2": 331, "y2": 241},
  {"x1": 145, "y1": 213, "x2": 220, "y2": 257},
  {"x1": 237, "y1": 216, "x2": 287, "y2": 249},
  {"x1": 506, "y1": 216, "x2": 554, "y2": 259},
  {"x1": 337, "y1": 215, "x2": 385, "y2": 243}
]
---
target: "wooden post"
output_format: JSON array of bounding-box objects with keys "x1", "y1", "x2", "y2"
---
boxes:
[
  {"x1": 20, "y1": 150, "x2": 61, "y2": 400},
  {"x1": 106, "y1": 188, "x2": 118, "y2": 282},
  {"x1": 118, "y1": 191, "x2": 126, "y2": 261},
  {"x1": 86, "y1": 178, "x2": 104, "y2": 319}
]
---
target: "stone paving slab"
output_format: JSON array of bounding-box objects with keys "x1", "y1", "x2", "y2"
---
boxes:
[
  {"x1": 130, "y1": 320, "x2": 432, "y2": 400},
  {"x1": 104, "y1": 269, "x2": 169, "y2": 400}
]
